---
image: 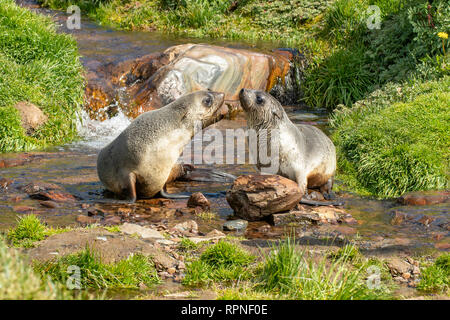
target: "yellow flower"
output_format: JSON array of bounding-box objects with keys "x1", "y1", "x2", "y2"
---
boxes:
[{"x1": 438, "y1": 32, "x2": 448, "y2": 39}]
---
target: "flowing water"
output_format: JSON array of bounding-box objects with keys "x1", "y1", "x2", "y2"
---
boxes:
[{"x1": 2, "y1": 1, "x2": 449, "y2": 254}]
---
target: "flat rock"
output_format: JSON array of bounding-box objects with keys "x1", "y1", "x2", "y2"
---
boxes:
[
  {"x1": 271, "y1": 205, "x2": 353, "y2": 226},
  {"x1": 119, "y1": 222, "x2": 165, "y2": 239},
  {"x1": 29, "y1": 190, "x2": 77, "y2": 202},
  {"x1": 171, "y1": 220, "x2": 198, "y2": 235},
  {"x1": 226, "y1": 175, "x2": 302, "y2": 221}
]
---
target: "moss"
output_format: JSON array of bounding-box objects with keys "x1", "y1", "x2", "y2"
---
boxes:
[{"x1": 0, "y1": 0, "x2": 84, "y2": 152}]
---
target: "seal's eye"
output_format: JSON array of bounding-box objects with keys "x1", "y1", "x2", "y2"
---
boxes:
[
  {"x1": 203, "y1": 95, "x2": 212, "y2": 107},
  {"x1": 256, "y1": 95, "x2": 264, "y2": 105}
]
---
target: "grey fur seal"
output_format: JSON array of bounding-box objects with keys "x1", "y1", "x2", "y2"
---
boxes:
[
  {"x1": 239, "y1": 89, "x2": 340, "y2": 206},
  {"x1": 97, "y1": 90, "x2": 225, "y2": 201}
]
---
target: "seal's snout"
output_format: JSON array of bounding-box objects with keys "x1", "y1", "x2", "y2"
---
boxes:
[
  {"x1": 239, "y1": 88, "x2": 248, "y2": 100},
  {"x1": 239, "y1": 88, "x2": 251, "y2": 111},
  {"x1": 216, "y1": 92, "x2": 225, "y2": 104}
]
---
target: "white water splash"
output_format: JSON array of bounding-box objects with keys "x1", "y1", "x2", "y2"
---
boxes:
[{"x1": 72, "y1": 109, "x2": 131, "y2": 150}]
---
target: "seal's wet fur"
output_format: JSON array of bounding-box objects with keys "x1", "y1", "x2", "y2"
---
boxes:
[
  {"x1": 239, "y1": 89, "x2": 336, "y2": 198},
  {"x1": 97, "y1": 91, "x2": 225, "y2": 201}
]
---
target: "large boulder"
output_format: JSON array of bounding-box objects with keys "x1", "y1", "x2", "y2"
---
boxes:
[
  {"x1": 84, "y1": 44, "x2": 304, "y2": 120},
  {"x1": 226, "y1": 175, "x2": 302, "y2": 221}
]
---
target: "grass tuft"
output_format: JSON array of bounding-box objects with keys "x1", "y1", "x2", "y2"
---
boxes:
[
  {"x1": 182, "y1": 240, "x2": 255, "y2": 287},
  {"x1": 34, "y1": 246, "x2": 160, "y2": 289},
  {"x1": 7, "y1": 215, "x2": 46, "y2": 248},
  {"x1": 417, "y1": 253, "x2": 450, "y2": 294}
]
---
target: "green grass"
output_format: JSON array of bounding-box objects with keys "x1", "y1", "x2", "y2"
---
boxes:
[
  {"x1": 39, "y1": 0, "x2": 331, "y2": 56},
  {"x1": 182, "y1": 240, "x2": 255, "y2": 287},
  {"x1": 303, "y1": 46, "x2": 374, "y2": 109},
  {"x1": 417, "y1": 253, "x2": 450, "y2": 294},
  {"x1": 0, "y1": 0, "x2": 84, "y2": 152},
  {"x1": 34, "y1": 246, "x2": 160, "y2": 289},
  {"x1": 6, "y1": 215, "x2": 74, "y2": 248},
  {"x1": 178, "y1": 238, "x2": 200, "y2": 252},
  {"x1": 7, "y1": 215, "x2": 47, "y2": 248},
  {"x1": 331, "y1": 77, "x2": 450, "y2": 198},
  {"x1": 218, "y1": 240, "x2": 393, "y2": 300},
  {"x1": 0, "y1": 237, "x2": 76, "y2": 299}
]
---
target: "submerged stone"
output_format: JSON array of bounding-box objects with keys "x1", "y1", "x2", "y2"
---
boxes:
[{"x1": 223, "y1": 219, "x2": 248, "y2": 231}]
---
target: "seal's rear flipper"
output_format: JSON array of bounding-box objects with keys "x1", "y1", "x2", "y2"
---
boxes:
[
  {"x1": 178, "y1": 167, "x2": 236, "y2": 182},
  {"x1": 159, "y1": 188, "x2": 190, "y2": 199},
  {"x1": 300, "y1": 198, "x2": 344, "y2": 206}
]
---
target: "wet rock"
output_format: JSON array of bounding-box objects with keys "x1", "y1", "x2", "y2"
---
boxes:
[
  {"x1": 76, "y1": 215, "x2": 98, "y2": 226},
  {"x1": 13, "y1": 102, "x2": 48, "y2": 135},
  {"x1": 386, "y1": 257, "x2": 419, "y2": 279},
  {"x1": 167, "y1": 267, "x2": 176, "y2": 275},
  {"x1": 187, "y1": 192, "x2": 210, "y2": 211},
  {"x1": 13, "y1": 205, "x2": 39, "y2": 214},
  {"x1": 226, "y1": 175, "x2": 302, "y2": 221},
  {"x1": 389, "y1": 211, "x2": 407, "y2": 225},
  {"x1": 101, "y1": 215, "x2": 122, "y2": 226},
  {"x1": 87, "y1": 207, "x2": 107, "y2": 217},
  {"x1": 119, "y1": 222, "x2": 165, "y2": 239},
  {"x1": 223, "y1": 219, "x2": 248, "y2": 232},
  {"x1": 305, "y1": 190, "x2": 325, "y2": 201},
  {"x1": 171, "y1": 220, "x2": 198, "y2": 235},
  {"x1": 0, "y1": 159, "x2": 26, "y2": 168},
  {"x1": 39, "y1": 200, "x2": 59, "y2": 208},
  {"x1": 206, "y1": 229, "x2": 226, "y2": 238},
  {"x1": 29, "y1": 190, "x2": 77, "y2": 202},
  {"x1": 0, "y1": 178, "x2": 13, "y2": 190},
  {"x1": 398, "y1": 190, "x2": 449, "y2": 206},
  {"x1": 84, "y1": 44, "x2": 298, "y2": 120},
  {"x1": 188, "y1": 230, "x2": 226, "y2": 244},
  {"x1": 271, "y1": 211, "x2": 320, "y2": 226},
  {"x1": 20, "y1": 182, "x2": 61, "y2": 194},
  {"x1": 270, "y1": 205, "x2": 352, "y2": 226}
]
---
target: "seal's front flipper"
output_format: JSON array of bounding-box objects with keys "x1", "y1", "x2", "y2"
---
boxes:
[{"x1": 159, "y1": 188, "x2": 189, "y2": 199}]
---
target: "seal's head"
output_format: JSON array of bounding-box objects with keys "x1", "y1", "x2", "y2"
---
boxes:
[
  {"x1": 239, "y1": 89, "x2": 284, "y2": 128},
  {"x1": 180, "y1": 90, "x2": 225, "y2": 128}
]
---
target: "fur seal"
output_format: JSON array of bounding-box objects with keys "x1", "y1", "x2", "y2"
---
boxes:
[
  {"x1": 97, "y1": 90, "x2": 225, "y2": 201},
  {"x1": 239, "y1": 89, "x2": 340, "y2": 205}
]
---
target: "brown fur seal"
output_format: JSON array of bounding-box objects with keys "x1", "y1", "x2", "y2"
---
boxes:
[
  {"x1": 239, "y1": 89, "x2": 340, "y2": 205},
  {"x1": 97, "y1": 90, "x2": 225, "y2": 201}
]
